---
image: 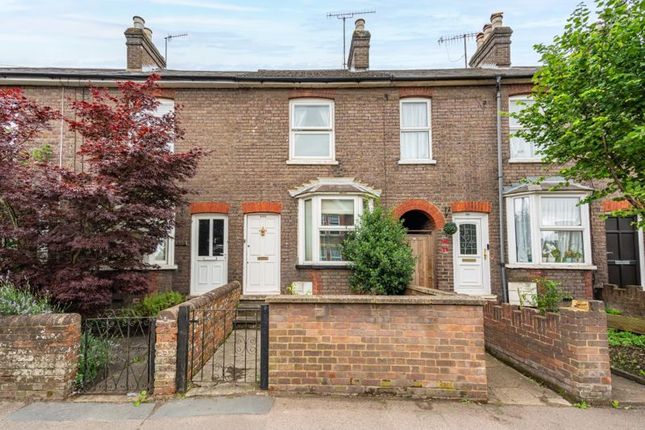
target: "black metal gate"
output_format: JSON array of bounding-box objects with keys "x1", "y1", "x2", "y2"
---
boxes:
[
  {"x1": 176, "y1": 304, "x2": 268, "y2": 393},
  {"x1": 76, "y1": 316, "x2": 156, "y2": 394}
]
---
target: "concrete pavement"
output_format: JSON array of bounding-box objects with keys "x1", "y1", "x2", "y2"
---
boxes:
[{"x1": 2, "y1": 396, "x2": 644, "y2": 430}]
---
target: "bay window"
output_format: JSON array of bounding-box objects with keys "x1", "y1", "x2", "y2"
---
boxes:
[
  {"x1": 399, "y1": 98, "x2": 433, "y2": 163},
  {"x1": 289, "y1": 99, "x2": 335, "y2": 163},
  {"x1": 509, "y1": 96, "x2": 541, "y2": 162},
  {"x1": 506, "y1": 193, "x2": 592, "y2": 267},
  {"x1": 298, "y1": 195, "x2": 365, "y2": 264}
]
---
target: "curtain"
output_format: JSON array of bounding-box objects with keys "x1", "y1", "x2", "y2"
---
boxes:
[
  {"x1": 541, "y1": 197, "x2": 581, "y2": 226},
  {"x1": 514, "y1": 197, "x2": 532, "y2": 262},
  {"x1": 401, "y1": 102, "x2": 428, "y2": 128},
  {"x1": 304, "y1": 199, "x2": 312, "y2": 261},
  {"x1": 293, "y1": 133, "x2": 330, "y2": 157},
  {"x1": 401, "y1": 131, "x2": 429, "y2": 159},
  {"x1": 541, "y1": 231, "x2": 583, "y2": 262},
  {"x1": 294, "y1": 105, "x2": 330, "y2": 128}
]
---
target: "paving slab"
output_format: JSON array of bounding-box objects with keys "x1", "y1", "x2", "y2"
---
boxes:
[
  {"x1": 612, "y1": 374, "x2": 645, "y2": 406},
  {"x1": 486, "y1": 354, "x2": 570, "y2": 406},
  {"x1": 151, "y1": 396, "x2": 274, "y2": 418},
  {"x1": 7, "y1": 401, "x2": 155, "y2": 422}
]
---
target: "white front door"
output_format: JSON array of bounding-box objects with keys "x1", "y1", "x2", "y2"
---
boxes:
[
  {"x1": 244, "y1": 213, "x2": 280, "y2": 295},
  {"x1": 190, "y1": 214, "x2": 228, "y2": 295},
  {"x1": 453, "y1": 214, "x2": 491, "y2": 295}
]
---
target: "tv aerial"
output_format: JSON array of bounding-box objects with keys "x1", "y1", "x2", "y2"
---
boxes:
[
  {"x1": 438, "y1": 33, "x2": 478, "y2": 68},
  {"x1": 327, "y1": 10, "x2": 375, "y2": 69},
  {"x1": 164, "y1": 33, "x2": 188, "y2": 69}
]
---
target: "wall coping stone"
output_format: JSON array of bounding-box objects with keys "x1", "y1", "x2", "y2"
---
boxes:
[
  {"x1": 159, "y1": 281, "x2": 241, "y2": 319},
  {"x1": 0, "y1": 312, "x2": 81, "y2": 326},
  {"x1": 266, "y1": 294, "x2": 486, "y2": 306}
]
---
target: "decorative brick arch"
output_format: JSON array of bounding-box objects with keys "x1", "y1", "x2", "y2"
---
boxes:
[{"x1": 392, "y1": 199, "x2": 446, "y2": 229}]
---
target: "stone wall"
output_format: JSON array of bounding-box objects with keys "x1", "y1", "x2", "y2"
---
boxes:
[
  {"x1": 267, "y1": 295, "x2": 488, "y2": 401},
  {"x1": 484, "y1": 301, "x2": 611, "y2": 402},
  {"x1": 154, "y1": 281, "x2": 241, "y2": 395},
  {"x1": 0, "y1": 313, "x2": 81, "y2": 400},
  {"x1": 600, "y1": 284, "x2": 645, "y2": 317}
]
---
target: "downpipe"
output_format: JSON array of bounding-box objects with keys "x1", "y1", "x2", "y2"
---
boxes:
[{"x1": 496, "y1": 75, "x2": 509, "y2": 303}]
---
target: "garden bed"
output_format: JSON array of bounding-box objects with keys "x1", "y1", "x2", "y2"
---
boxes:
[{"x1": 608, "y1": 329, "x2": 645, "y2": 384}]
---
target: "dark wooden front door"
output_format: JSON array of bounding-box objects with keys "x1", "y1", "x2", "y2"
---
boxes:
[
  {"x1": 409, "y1": 234, "x2": 435, "y2": 289},
  {"x1": 606, "y1": 216, "x2": 641, "y2": 287}
]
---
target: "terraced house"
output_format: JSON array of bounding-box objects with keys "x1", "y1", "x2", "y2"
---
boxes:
[{"x1": 2, "y1": 13, "x2": 643, "y2": 301}]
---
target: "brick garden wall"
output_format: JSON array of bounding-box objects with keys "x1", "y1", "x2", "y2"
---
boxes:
[
  {"x1": 506, "y1": 268, "x2": 594, "y2": 300},
  {"x1": 267, "y1": 295, "x2": 488, "y2": 401},
  {"x1": 484, "y1": 301, "x2": 611, "y2": 401},
  {"x1": 0, "y1": 313, "x2": 81, "y2": 400},
  {"x1": 154, "y1": 281, "x2": 241, "y2": 395},
  {"x1": 600, "y1": 284, "x2": 645, "y2": 317}
]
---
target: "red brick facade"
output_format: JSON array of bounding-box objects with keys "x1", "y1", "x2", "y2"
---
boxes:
[
  {"x1": 267, "y1": 295, "x2": 488, "y2": 400},
  {"x1": 241, "y1": 201, "x2": 283, "y2": 214},
  {"x1": 0, "y1": 313, "x2": 81, "y2": 400},
  {"x1": 3, "y1": 81, "x2": 610, "y2": 298},
  {"x1": 600, "y1": 284, "x2": 645, "y2": 317},
  {"x1": 484, "y1": 301, "x2": 611, "y2": 402}
]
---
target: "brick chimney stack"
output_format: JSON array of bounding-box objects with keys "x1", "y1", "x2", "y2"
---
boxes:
[
  {"x1": 124, "y1": 16, "x2": 166, "y2": 71},
  {"x1": 347, "y1": 18, "x2": 371, "y2": 71},
  {"x1": 469, "y1": 12, "x2": 512, "y2": 68}
]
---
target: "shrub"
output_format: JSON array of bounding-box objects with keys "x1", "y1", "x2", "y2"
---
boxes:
[
  {"x1": 342, "y1": 203, "x2": 415, "y2": 295},
  {"x1": 76, "y1": 332, "x2": 112, "y2": 389},
  {"x1": 608, "y1": 329, "x2": 645, "y2": 348},
  {"x1": 125, "y1": 291, "x2": 185, "y2": 317},
  {"x1": 532, "y1": 277, "x2": 567, "y2": 314},
  {"x1": 606, "y1": 308, "x2": 624, "y2": 315},
  {"x1": 0, "y1": 280, "x2": 54, "y2": 315}
]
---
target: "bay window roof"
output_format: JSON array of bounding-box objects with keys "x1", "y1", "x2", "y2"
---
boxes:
[
  {"x1": 289, "y1": 177, "x2": 381, "y2": 199},
  {"x1": 504, "y1": 177, "x2": 592, "y2": 196}
]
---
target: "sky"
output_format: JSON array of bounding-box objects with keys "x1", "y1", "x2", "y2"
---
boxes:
[{"x1": 0, "y1": 0, "x2": 591, "y2": 71}]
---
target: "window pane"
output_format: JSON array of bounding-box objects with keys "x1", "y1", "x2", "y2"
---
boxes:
[
  {"x1": 151, "y1": 239, "x2": 168, "y2": 263},
  {"x1": 541, "y1": 197, "x2": 581, "y2": 226},
  {"x1": 320, "y1": 230, "x2": 347, "y2": 261},
  {"x1": 198, "y1": 219, "x2": 210, "y2": 256},
  {"x1": 293, "y1": 133, "x2": 331, "y2": 157},
  {"x1": 401, "y1": 102, "x2": 428, "y2": 128},
  {"x1": 459, "y1": 223, "x2": 478, "y2": 255},
  {"x1": 212, "y1": 219, "x2": 225, "y2": 256},
  {"x1": 514, "y1": 197, "x2": 532, "y2": 262},
  {"x1": 509, "y1": 98, "x2": 533, "y2": 127},
  {"x1": 294, "y1": 105, "x2": 330, "y2": 128},
  {"x1": 510, "y1": 133, "x2": 532, "y2": 159},
  {"x1": 321, "y1": 199, "x2": 354, "y2": 226},
  {"x1": 541, "y1": 230, "x2": 583, "y2": 263},
  {"x1": 304, "y1": 199, "x2": 312, "y2": 261},
  {"x1": 401, "y1": 131, "x2": 429, "y2": 160}
]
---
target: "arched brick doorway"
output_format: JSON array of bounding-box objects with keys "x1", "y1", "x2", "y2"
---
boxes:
[{"x1": 393, "y1": 200, "x2": 445, "y2": 290}]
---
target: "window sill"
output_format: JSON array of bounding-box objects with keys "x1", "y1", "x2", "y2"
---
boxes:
[
  {"x1": 296, "y1": 264, "x2": 351, "y2": 270},
  {"x1": 398, "y1": 159, "x2": 437, "y2": 165},
  {"x1": 508, "y1": 159, "x2": 543, "y2": 164},
  {"x1": 506, "y1": 263, "x2": 597, "y2": 270},
  {"x1": 286, "y1": 159, "x2": 339, "y2": 165},
  {"x1": 145, "y1": 265, "x2": 178, "y2": 271}
]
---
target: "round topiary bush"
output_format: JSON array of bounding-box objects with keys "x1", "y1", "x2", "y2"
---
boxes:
[{"x1": 342, "y1": 203, "x2": 415, "y2": 295}]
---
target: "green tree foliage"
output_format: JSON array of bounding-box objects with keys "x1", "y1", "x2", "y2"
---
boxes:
[
  {"x1": 515, "y1": 0, "x2": 645, "y2": 226},
  {"x1": 342, "y1": 203, "x2": 415, "y2": 295}
]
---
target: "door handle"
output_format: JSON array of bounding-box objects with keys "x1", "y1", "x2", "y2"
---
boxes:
[{"x1": 483, "y1": 249, "x2": 488, "y2": 260}]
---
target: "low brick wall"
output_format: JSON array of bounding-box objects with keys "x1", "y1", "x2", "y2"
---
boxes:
[
  {"x1": 600, "y1": 284, "x2": 645, "y2": 317},
  {"x1": 267, "y1": 295, "x2": 488, "y2": 401},
  {"x1": 484, "y1": 301, "x2": 611, "y2": 402},
  {"x1": 154, "y1": 281, "x2": 241, "y2": 395},
  {"x1": 0, "y1": 313, "x2": 81, "y2": 400}
]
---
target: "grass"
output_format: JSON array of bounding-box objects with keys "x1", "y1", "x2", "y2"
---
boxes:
[
  {"x1": 605, "y1": 308, "x2": 623, "y2": 315},
  {"x1": 608, "y1": 329, "x2": 645, "y2": 348}
]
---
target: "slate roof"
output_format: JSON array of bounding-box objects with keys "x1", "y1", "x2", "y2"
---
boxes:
[
  {"x1": 0, "y1": 66, "x2": 538, "y2": 83},
  {"x1": 504, "y1": 177, "x2": 593, "y2": 195}
]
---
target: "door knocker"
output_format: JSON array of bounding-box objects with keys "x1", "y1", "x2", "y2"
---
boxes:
[{"x1": 259, "y1": 226, "x2": 267, "y2": 237}]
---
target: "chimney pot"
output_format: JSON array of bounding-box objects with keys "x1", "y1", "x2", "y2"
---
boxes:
[
  {"x1": 491, "y1": 12, "x2": 504, "y2": 28},
  {"x1": 483, "y1": 23, "x2": 492, "y2": 38},
  {"x1": 476, "y1": 32, "x2": 485, "y2": 47},
  {"x1": 355, "y1": 18, "x2": 365, "y2": 31},
  {"x1": 133, "y1": 16, "x2": 145, "y2": 29},
  {"x1": 144, "y1": 27, "x2": 153, "y2": 39}
]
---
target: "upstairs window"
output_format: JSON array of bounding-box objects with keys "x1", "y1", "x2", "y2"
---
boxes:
[
  {"x1": 509, "y1": 96, "x2": 541, "y2": 162},
  {"x1": 154, "y1": 98, "x2": 175, "y2": 152},
  {"x1": 289, "y1": 99, "x2": 335, "y2": 163},
  {"x1": 399, "y1": 98, "x2": 433, "y2": 163}
]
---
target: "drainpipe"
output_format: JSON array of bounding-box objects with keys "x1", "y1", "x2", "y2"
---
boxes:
[{"x1": 496, "y1": 75, "x2": 509, "y2": 303}]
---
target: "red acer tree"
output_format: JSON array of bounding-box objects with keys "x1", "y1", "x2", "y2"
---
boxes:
[{"x1": 0, "y1": 76, "x2": 203, "y2": 311}]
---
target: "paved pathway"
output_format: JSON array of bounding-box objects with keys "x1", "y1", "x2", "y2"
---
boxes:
[{"x1": 2, "y1": 396, "x2": 644, "y2": 430}]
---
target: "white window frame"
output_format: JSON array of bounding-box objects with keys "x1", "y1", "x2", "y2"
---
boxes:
[
  {"x1": 145, "y1": 227, "x2": 176, "y2": 269},
  {"x1": 399, "y1": 98, "x2": 434, "y2": 164},
  {"x1": 506, "y1": 192, "x2": 595, "y2": 269},
  {"x1": 297, "y1": 195, "x2": 366, "y2": 265},
  {"x1": 509, "y1": 95, "x2": 542, "y2": 163},
  {"x1": 288, "y1": 98, "x2": 336, "y2": 164}
]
